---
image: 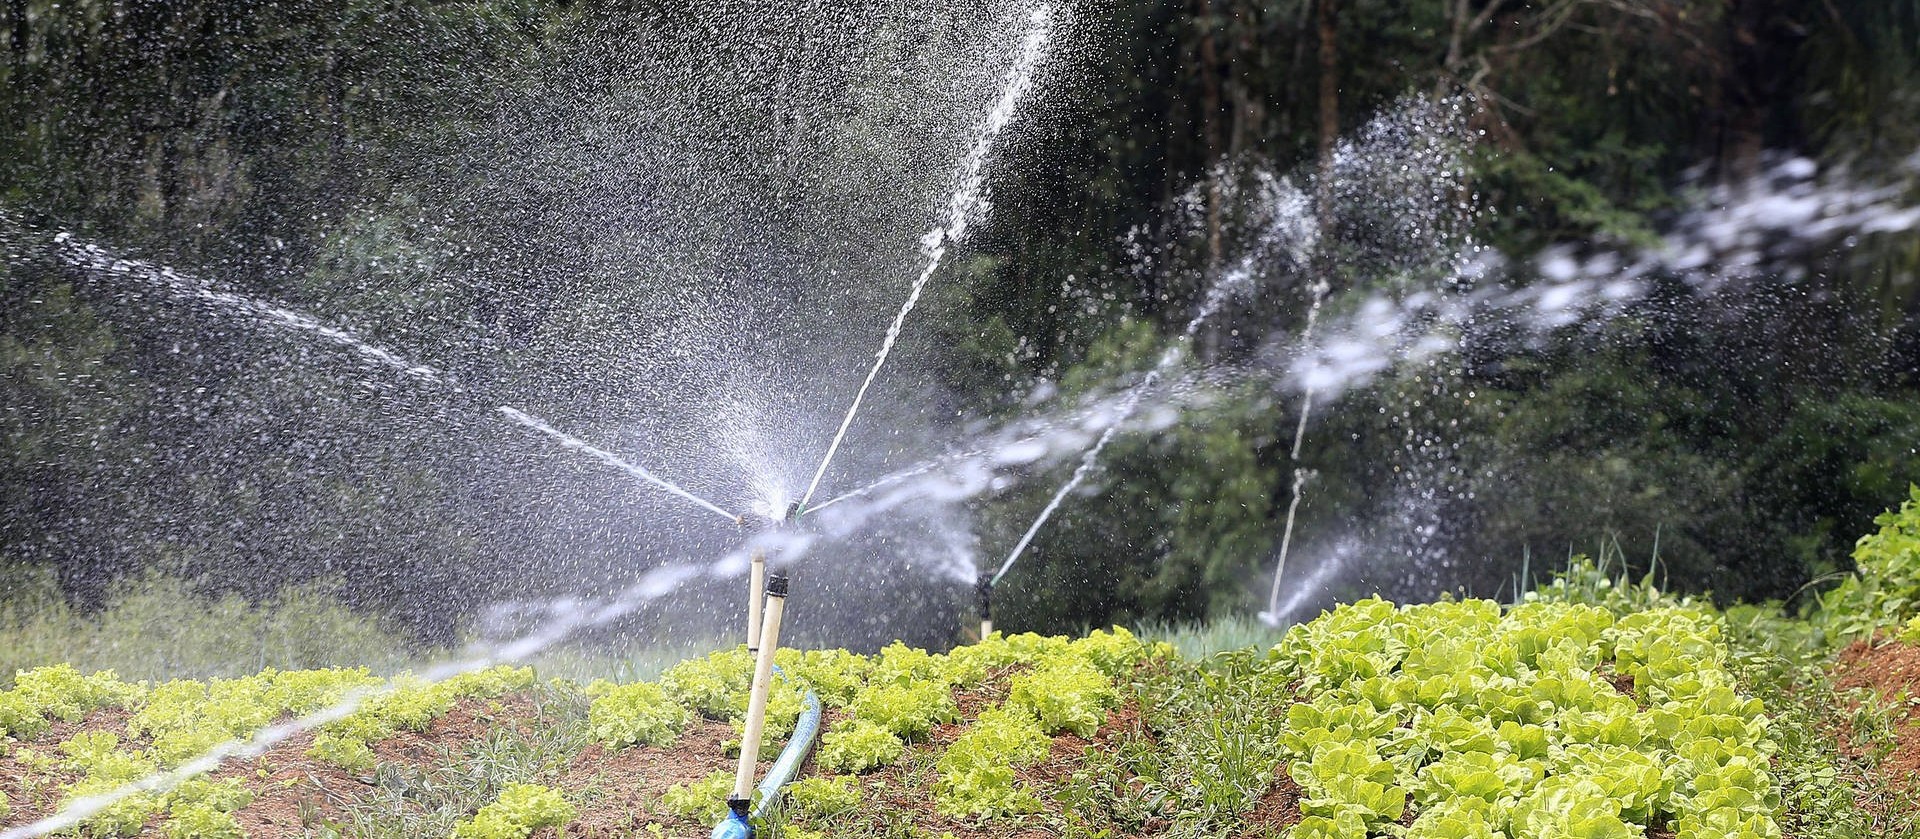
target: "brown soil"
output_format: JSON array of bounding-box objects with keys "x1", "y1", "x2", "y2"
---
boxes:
[
  {"x1": 224, "y1": 695, "x2": 553, "y2": 837},
  {"x1": 0, "y1": 696, "x2": 554, "y2": 837},
  {"x1": 1599, "y1": 668, "x2": 1637, "y2": 698},
  {"x1": 0, "y1": 707, "x2": 137, "y2": 828},
  {"x1": 1831, "y1": 637, "x2": 1920, "y2": 791},
  {"x1": 219, "y1": 729, "x2": 352, "y2": 837},
  {"x1": 558, "y1": 718, "x2": 765, "y2": 839},
  {"x1": 1, "y1": 661, "x2": 1315, "y2": 839},
  {"x1": 1236, "y1": 766, "x2": 1302, "y2": 839}
]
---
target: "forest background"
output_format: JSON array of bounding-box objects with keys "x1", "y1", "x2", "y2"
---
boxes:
[{"x1": 3, "y1": 0, "x2": 1918, "y2": 643}]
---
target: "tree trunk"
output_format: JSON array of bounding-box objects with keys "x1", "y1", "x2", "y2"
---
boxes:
[
  {"x1": 1718, "y1": 0, "x2": 1798, "y2": 182},
  {"x1": 1227, "y1": 0, "x2": 1258, "y2": 157},
  {"x1": 1316, "y1": 0, "x2": 1339, "y2": 176},
  {"x1": 7, "y1": 0, "x2": 26, "y2": 82},
  {"x1": 1196, "y1": 0, "x2": 1225, "y2": 272}
]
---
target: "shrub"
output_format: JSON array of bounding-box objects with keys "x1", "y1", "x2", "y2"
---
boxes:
[{"x1": 1821, "y1": 485, "x2": 1920, "y2": 640}]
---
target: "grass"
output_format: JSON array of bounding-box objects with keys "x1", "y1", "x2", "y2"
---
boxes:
[
  {"x1": 324, "y1": 683, "x2": 597, "y2": 839},
  {"x1": 1134, "y1": 613, "x2": 1287, "y2": 660},
  {"x1": 1127, "y1": 649, "x2": 1292, "y2": 837},
  {"x1": 1721, "y1": 606, "x2": 1920, "y2": 839},
  {"x1": 0, "y1": 567, "x2": 744, "y2": 688},
  {"x1": 0, "y1": 568, "x2": 420, "y2": 685},
  {"x1": 519, "y1": 636, "x2": 733, "y2": 685}
]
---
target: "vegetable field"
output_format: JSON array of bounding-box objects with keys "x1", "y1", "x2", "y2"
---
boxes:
[{"x1": 7, "y1": 489, "x2": 1920, "y2": 838}]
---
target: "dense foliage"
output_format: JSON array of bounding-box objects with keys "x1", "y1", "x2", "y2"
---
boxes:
[
  {"x1": 0, "y1": 0, "x2": 1916, "y2": 638},
  {"x1": 1821, "y1": 485, "x2": 1920, "y2": 641}
]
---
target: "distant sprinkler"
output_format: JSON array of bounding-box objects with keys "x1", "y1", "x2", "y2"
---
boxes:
[{"x1": 976, "y1": 573, "x2": 994, "y2": 639}]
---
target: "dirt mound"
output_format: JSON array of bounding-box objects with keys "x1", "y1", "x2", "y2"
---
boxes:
[{"x1": 1832, "y1": 637, "x2": 1920, "y2": 790}]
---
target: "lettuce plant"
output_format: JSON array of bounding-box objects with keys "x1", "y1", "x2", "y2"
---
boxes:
[
  {"x1": 846, "y1": 680, "x2": 956, "y2": 740},
  {"x1": 587, "y1": 680, "x2": 688, "y2": 748},
  {"x1": 659, "y1": 770, "x2": 734, "y2": 822},
  {"x1": 784, "y1": 775, "x2": 861, "y2": 820},
  {"x1": 817, "y1": 718, "x2": 904, "y2": 774},
  {"x1": 933, "y1": 705, "x2": 1049, "y2": 818},
  {"x1": 661, "y1": 647, "x2": 754, "y2": 719},
  {"x1": 1008, "y1": 658, "x2": 1117, "y2": 738},
  {"x1": 451, "y1": 782, "x2": 576, "y2": 839},
  {"x1": 1270, "y1": 596, "x2": 1782, "y2": 839}
]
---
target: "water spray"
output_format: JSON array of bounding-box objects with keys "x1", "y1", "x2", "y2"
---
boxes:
[
  {"x1": 497, "y1": 406, "x2": 740, "y2": 523},
  {"x1": 1262, "y1": 277, "x2": 1332, "y2": 627},
  {"x1": 799, "y1": 4, "x2": 1055, "y2": 509},
  {"x1": 53, "y1": 234, "x2": 747, "y2": 526},
  {"x1": 730, "y1": 573, "x2": 789, "y2": 813}
]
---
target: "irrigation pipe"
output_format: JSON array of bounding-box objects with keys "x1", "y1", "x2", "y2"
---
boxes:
[{"x1": 713, "y1": 571, "x2": 824, "y2": 839}]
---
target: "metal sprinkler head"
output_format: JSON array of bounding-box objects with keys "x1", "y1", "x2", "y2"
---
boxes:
[{"x1": 782, "y1": 500, "x2": 802, "y2": 522}]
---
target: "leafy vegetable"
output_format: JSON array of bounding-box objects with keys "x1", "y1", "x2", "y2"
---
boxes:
[
  {"x1": 934, "y1": 705, "x2": 1049, "y2": 818},
  {"x1": 817, "y1": 719, "x2": 904, "y2": 774},
  {"x1": 450, "y1": 782, "x2": 576, "y2": 839},
  {"x1": 587, "y1": 680, "x2": 688, "y2": 748},
  {"x1": 659, "y1": 770, "x2": 735, "y2": 822}
]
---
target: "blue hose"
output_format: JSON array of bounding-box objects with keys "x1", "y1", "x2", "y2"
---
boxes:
[
  {"x1": 709, "y1": 672, "x2": 824, "y2": 839},
  {"x1": 710, "y1": 808, "x2": 752, "y2": 839}
]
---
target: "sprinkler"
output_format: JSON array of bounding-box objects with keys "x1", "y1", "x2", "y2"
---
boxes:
[
  {"x1": 746, "y1": 551, "x2": 767, "y2": 654},
  {"x1": 712, "y1": 572, "x2": 822, "y2": 839},
  {"x1": 730, "y1": 574, "x2": 789, "y2": 816},
  {"x1": 976, "y1": 572, "x2": 994, "y2": 639},
  {"x1": 783, "y1": 500, "x2": 803, "y2": 522}
]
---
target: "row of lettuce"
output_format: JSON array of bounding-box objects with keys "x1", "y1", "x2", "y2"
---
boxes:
[
  {"x1": 0, "y1": 662, "x2": 538, "y2": 837},
  {"x1": 5, "y1": 486, "x2": 1919, "y2": 838},
  {"x1": 0, "y1": 606, "x2": 1787, "y2": 839},
  {"x1": 1278, "y1": 598, "x2": 1777, "y2": 839},
  {"x1": 0, "y1": 627, "x2": 1155, "y2": 838},
  {"x1": 589, "y1": 626, "x2": 1158, "y2": 828}
]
